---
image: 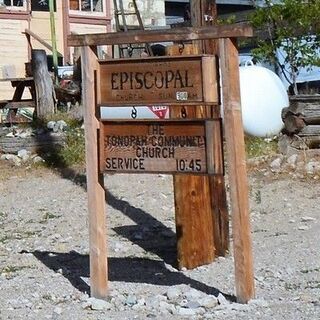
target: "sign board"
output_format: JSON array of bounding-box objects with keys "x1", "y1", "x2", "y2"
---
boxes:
[
  {"x1": 99, "y1": 55, "x2": 217, "y2": 106},
  {"x1": 99, "y1": 120, "x2": 222, "y2": 175}
]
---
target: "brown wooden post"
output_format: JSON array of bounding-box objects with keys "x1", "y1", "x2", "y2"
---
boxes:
[
  {"x1": 81, "y1": 46, "x2": 108, "y2": 299},
  {"x1": 31, "y1": 49, "x2": 56, "y2": 118},
  {"x1": 167, "y1": 44, "x2": 215, "y2": 269},
  {"x1": 191, "y1": 0, "x2": 230, "y2": 257},
  {"x1": 219, "y1": 38, "x2": 255, "y2": 303}
]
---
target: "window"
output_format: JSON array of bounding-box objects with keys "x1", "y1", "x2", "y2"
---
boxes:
[
  {"x1": 31, "y1": 0, "x2": 56, "y2": 12},
  {"x1": 69, "y1": 0, "x2": 103, "y2": 13},
  {"x1": 3, "y1": 0, "x2": 25, "y2": 8}
]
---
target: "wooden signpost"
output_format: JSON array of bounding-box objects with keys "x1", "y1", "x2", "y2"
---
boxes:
[
  {"x1": 99, "y1": 119, "x2": 223, "y2": 175},
  {"x1": 68, "y1": 22, "x2": 255, "y2": 304},
  {"x1": 99, "y1": 56, "x2": 217, "y2": 105}
]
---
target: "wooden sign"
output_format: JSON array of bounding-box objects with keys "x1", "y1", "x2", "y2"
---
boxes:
[
  {"x1": 99, "y1": 55, "x2": 217, "y2": 106},
  {"x1": 99, "y1": 120, "x2": 222, "y2": 175}
]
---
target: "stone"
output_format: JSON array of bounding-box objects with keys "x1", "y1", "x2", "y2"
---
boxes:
[
  {"x1": 166, "y1": 287, "x2": 181, "y2": 300},
  {"x1": 184, "y1": 288, "x2": 202, "y2": 300},
  {"x1": 177, "y1": 307, "x2": 196, "y2": 316},
  {"x1": 125, "y1": 295, "x2": 137, "y2": 306},
  {"x1": 53, "y1": 306, "x2": 63, "y2": 315},
  {"x1": 56, "y1": 120, "x2": 68, "y2": 131},
  {"x1": 298, "y1": 226, "x2": 309, "y2": 231},
  {"x1": 2, "y1": 154, "x2": 21, "y2": 166},
  {"x1": 47, "y1": 121, "x2": 56, "y2": 130},
  {"x1": 87, "y1": 297, "x2": 112, "y2": 311},
  {"x1": 301, "y1": 216, "x2": 316, "y2": 222},
  {"x1": 17, "y1": 149, "x2": 30, "y2": 160},
  {"x1": 217, "y1": 293, "x2": 228, "y2": 305},
  {"x1": 185, "y1": 300, "x2": 201, "y2": 309},
  {"x1": 33, "y1": 156, "x2": 45, "y2": 164},
  {"x1": 270, "y1": 157, "x2": 282, "y2": 172},
  {"x1": 305, "y1": 161, "x2": 320, "y2": 175},
  {"x1": 287, "y1": 154, "x2": 298, "y2": 167},
  {"x1": 199, "y1": 295, "x2": 219, "y2": 308}
]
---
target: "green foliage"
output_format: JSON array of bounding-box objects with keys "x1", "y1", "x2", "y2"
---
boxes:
[
  {"x1": 249, "y1": 0, "x2": 320, "y2": 94},
  {"x1": 245, "y1": 135, "x2": 278, "y2": 159},
  {"x1": 45, "y1": 127, "x2": 85, "y2": 167}
]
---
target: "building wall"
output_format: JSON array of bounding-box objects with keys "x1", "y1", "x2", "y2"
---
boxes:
[{"x1": 0, "y1": 19, "x2": 29, "y2": 99}]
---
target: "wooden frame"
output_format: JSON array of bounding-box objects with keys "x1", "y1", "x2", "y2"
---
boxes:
[{"x1": 72, "y1": 23, "x2": 255, "y2": 303}]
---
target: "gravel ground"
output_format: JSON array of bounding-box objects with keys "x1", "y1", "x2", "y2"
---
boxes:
[{"x1": 0, "y1": 160, "x2": 319, "y2": 319}]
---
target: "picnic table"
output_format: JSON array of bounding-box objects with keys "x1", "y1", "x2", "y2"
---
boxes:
[{"x1": 0, "y1": 77, "x2": 35, "y2": 123}]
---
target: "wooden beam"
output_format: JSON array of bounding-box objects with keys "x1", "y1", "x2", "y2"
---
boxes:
[
  {"x1": 191, "y1": 0, "x2": 229, "y2": 257},
  {"x1": 24, "y1": 29, "x2": 63, "y2": 56},
  {"x1": 219, "y1": 38, "x2": 255, "y2": 303},
  {"x1": 68, "y1": 22, "x2": 253, "y2": 47},
  {"x1": 81, "y1": 46, "x2": 108, "y2": 299}
]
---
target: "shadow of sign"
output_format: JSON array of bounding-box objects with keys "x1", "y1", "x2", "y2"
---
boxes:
[{"x1": 27, "y1": 250, "x2": 235, "y2": 301}]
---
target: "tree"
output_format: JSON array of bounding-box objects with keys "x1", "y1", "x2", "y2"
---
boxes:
[{"x1": 250, "y1": 0, "x2": 320, "y2": 95}]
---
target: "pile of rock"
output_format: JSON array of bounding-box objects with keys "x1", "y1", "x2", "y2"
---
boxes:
[{"x1": 0, "y1": 148, "x2": 45, "y2": 166}]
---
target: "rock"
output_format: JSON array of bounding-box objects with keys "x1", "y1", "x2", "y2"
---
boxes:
[
  {"x1": 184, "y1": 288, "x2": 202, "y2": 300},
  {"x1": 177, "y1": 307, "x2": 196, "y2": 316},
  {"x1": 47, "y1": 121, "x2": 56, "y2": 130},
  {"x1": 287, "y1": 154, "x2": 298, "y2": 168},
  {"x1": 166, "y1": 287, "x2": 181, "y2": 301},
  {"x1": 125, "y1": 295, "x2": 137, "y2": 306},
  {"x1": 86, "y1": 297, "x2": 112, "y2": 311},
  {"x1": 298, "y1": 226, "x2": 309, "y2": 231},
  {"x1": 185, "y1": 300, "x2": 201, "y2": 309},
  {"x1": 305, "y1": 161, "x2": 320, "y2": 175},
  {"x1": 199, "y1": 295, "x2": 219, "y2": 308},
  {"x1": 53, "y1": 306, "x2": 63, "y2": 315},
  {"x1": 270, "y1": 157, "x2": 282, "y2": 172},
  {"x1": 217, "y1": 293, "x2": 228, "y2": 305},
  {"x1": 17, "y1": 149, "x2": 30, "y2": 162},
  {"x1": 1, "y1": 154, "x2": 21, "y2": 166},
  {"x1": 33, "y1": 156, "x2": 45, "y2": 164},
  {"x1": 301, "y1": 216, "x2": 316, "y2": 222},
  {"x1": 56, "y1": 120, "x2": 68, "y2": 131}
]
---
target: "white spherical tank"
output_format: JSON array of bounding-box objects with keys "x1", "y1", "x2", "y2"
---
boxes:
[{"x1": 239, "y1": 64, "x2": 289, "y2": 137}]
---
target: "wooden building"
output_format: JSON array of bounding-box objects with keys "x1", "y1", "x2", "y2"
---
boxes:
[{"x1": 0, "y1": 0, "x2": 112, "y2": 100}]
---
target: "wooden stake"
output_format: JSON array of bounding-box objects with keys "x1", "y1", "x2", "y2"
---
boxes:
[
  {"x1": 219, "y1": 38, "x2": 255, "y2": 303},
  {"x1": 81, "y1": 46, "x2": 108, "y2": 299}
]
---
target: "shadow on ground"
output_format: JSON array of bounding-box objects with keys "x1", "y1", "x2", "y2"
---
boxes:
[
  {"x1": 29, "y1": 168, "x2": 234, "y2": 301},
  {"x1": 27, "y1": 250, "x2": 235, "y2": 301}
]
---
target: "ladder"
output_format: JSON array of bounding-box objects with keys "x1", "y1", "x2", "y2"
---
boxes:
[{"x1": 113, "y1": 0, "x2": 153, "y2": 58}]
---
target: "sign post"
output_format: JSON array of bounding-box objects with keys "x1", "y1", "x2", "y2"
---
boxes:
[{"x1": 69, "y1": 22, "x2": 255, "y2": 304}]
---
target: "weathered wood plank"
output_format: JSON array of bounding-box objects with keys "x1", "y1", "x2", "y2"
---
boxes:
[
  {"x1": 299, "y1": 125, "x2": 320, "y2": 136},
  {"x1": 81, "y1": 46, "x2": 108, "y2": 299},
  {"x1": 191, "y1": 0, "x2": 229, "y2": 258},
  {"x1": 68, "y1": 23, "x2": 253, "y2": 47},
  {"x1": 168, "y1": 43, "x2": 216, "y2": 269},
  {"x1": 219, "y1": 38, "x2": 255, "y2": 303}
]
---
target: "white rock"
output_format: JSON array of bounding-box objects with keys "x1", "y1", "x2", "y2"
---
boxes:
[
  {"x1": 125, "y1": 295, "x2": 137, "y2": 306},
  {"x1": 287, "y1": 154, "x2": 298, "y2": 166},
  {"x1": 56, "y1": 120, "x2": 68, "y2": 131},
  {"x1": 270, "y1": 157, "x2": 282, "y2": 172},
  {"x1": 298, "y1": 226, "x2": 309, "y2": 231},
  {"x1": 166, "y1": 287, "x2": 181, "y2": 300},
  {"x1": 199, "y1": 295, "x2": 218, "y2": 308},
  {"x1": 301, "y1": 216, "x2": 316, "y2": 222},
  {"x1": 177, "y1": 307, "x2": 196, "y2": 316},
  {"x1": 47, "y1": 121, "x2": 56, "y2": 130},
  {"x1": 87, "y1": 297, "x2": 112, "y2": 310},
  {"x1": 33, "y1": 156, "x2": 45, "y2": 164},
  {"x1": 17, "y1": 149, "x2": 29, "y2": 158},
  {"x1": 184, "y1": 288, "x2": 202, "y2": 300},
  {"x1": 53, "y1": 306, "x2": 63, "y2": 315},
  {"x1": 305, "y1": 161, "x2": 320, "y2": 175},
  {"x1": 217, "y1": 293, "x2": 228, "y2": 305}
]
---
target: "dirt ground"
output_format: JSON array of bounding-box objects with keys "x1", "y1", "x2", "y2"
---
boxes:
[{"x1": 0, "y1": 160, "x2": 319, "y2": 319}]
